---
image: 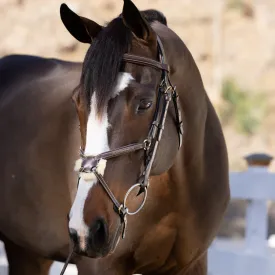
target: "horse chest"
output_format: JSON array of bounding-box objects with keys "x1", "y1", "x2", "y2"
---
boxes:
[{"x1": 133, "y1": 213, "x2": 177, "y2": 272}]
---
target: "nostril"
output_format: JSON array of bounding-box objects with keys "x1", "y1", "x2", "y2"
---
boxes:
[
  {"x1": 69, "y1": 228, "x2": 78, "y2": 244},
  {"x1": 89, "y1": 218, "x2": 108, "y2": 250}
]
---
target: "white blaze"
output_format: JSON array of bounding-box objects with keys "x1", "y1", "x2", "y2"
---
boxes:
[{"x1": 68, "y1": 72, "x2": 134, "y2": 250}]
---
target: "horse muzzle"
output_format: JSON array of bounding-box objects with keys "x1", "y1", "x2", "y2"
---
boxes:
[{"x1": 68, "y1": 217, "x2": 122, "y2": 258}]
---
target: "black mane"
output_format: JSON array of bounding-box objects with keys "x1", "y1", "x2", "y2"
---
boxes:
[
  {"x1": 81, "y1": 17, "x2": 132, "y2": 114},
  {"x1": 140, "y1": 9, "x2": 167, "y2": 26},
  {"x1": 81, "y1": 9, "x2": 167, "y2": 115}
]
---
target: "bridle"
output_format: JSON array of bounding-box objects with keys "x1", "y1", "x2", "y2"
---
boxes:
[
  {"x1": 60, "y1": 35, "x2": 183, "y2": 275},
  {"x1": 74, "y1": 36, "x2": 183, "y2": 239}
]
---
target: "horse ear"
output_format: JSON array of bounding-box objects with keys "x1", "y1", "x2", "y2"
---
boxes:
[
  {"x1": 60, "y1": 3, "x2": 102, "y2": 44},
  {"x1": 122, "y1": 0, "x2": 156, "y2": 42}
]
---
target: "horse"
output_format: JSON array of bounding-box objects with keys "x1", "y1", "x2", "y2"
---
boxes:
[
  {"x1": 0, "y1": 9, "x2": 164, "y2": 275},
  {"x1": 0, "y1": 54, "x2": 82, "y2": 274},
  {"x1": 0, "y1": 1, "x2": 230, "y2": 274},
  {"x1": 59, "y1": 0, "x2": 230, "y2": 274},
  {"x1": 0, "y1": 6, "x2": 179, "y2": 275}
]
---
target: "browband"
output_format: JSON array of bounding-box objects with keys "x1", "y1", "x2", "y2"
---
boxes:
[{"x1": 123, "y1": 53, "x2": 169, "y2": 72}]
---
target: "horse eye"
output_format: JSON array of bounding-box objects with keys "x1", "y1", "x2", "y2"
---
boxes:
[{"x1": 138, "y1": 99, "x2": 152, "y2": 111}]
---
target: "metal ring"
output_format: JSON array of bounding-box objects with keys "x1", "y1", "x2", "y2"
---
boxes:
[{"x1": 123, "y1": 183, "x2": 148, "y2": 216}]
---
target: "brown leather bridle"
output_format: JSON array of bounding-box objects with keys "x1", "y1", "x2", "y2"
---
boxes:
[{"x1": 74, "y1": 36, "x2": 183, "y2": 239}]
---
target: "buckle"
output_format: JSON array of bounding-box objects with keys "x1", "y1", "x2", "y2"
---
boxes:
[{"x1": 143, "y1": 139, "x2": 151, "y2": 151}]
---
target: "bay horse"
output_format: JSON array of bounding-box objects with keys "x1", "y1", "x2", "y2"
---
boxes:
[
  {"x1": 60, "y1": 0, "x2": 230, "y2": 274},
  {"x1": 0, "y1": 1, "x2": 229, "y2": 274}
]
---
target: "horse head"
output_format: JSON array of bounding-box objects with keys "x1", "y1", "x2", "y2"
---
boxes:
[{"x1": 60, "y1": 0, "x2": 182, "y2": 258}]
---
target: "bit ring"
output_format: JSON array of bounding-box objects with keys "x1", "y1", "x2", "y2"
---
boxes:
[{"x1": 123, "y1": 183, "x2": 147, "y2": 215}]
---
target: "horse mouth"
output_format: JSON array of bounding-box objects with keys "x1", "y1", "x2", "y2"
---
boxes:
[
  {"x1": 92, "y1": 222, "x2": 123, "y2": 258},
  {"x1": 73, "y1": 244, "x2": 110, "y2": 258}
]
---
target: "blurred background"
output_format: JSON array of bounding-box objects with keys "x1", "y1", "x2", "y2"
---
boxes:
[{"x1": 1, "y1": 0, "x2": 275, "y2": 242}]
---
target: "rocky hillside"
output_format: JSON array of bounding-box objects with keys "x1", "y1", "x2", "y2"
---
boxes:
[{"x1": 1, "y1": 0, "x2": 275, "y2": 238}]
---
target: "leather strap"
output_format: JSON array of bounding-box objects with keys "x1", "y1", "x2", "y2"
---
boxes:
[
  {"x1": 157, "y1": 36, "x2": 183, "y2": 149},
  {"x1": 93, "y1": 170, "x2": 122, "y2": 212},
  {"x1": 123, "y1": 54, "x2": 169, "y2": 72},
  {"x1": 92, "y1": 170, "x2": 128, "y2": 239},
  {"x1": 172, "y1": 90, "x2": 183, "y2": 149},
  {"x1": 157, "y1": 36, "x2": 167, "y2": 63},
  {"x1": 82, "y1": 143, "x2": 145, "y2": 170}
]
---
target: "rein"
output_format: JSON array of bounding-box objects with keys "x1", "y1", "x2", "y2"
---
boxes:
[
  {"x1": 61, "y1": 36, "x2": 183, "y2": 274},
  {"x1": 59, "y1": 245, "x2": 76, "y2": 275}
]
